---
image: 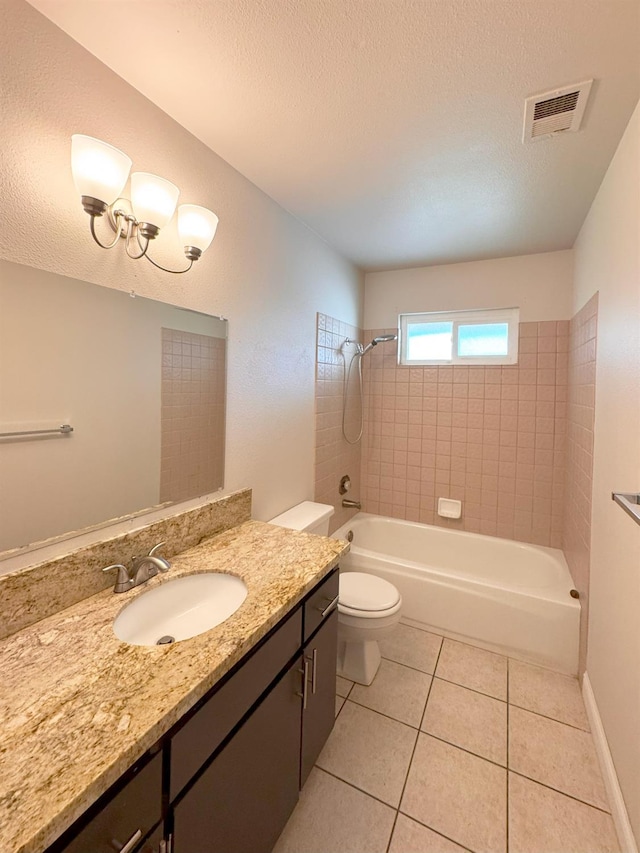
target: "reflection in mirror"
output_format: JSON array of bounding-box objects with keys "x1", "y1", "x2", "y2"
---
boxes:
[{"x1": 0, "y1": 260, "x2": 227, "y2": 555}]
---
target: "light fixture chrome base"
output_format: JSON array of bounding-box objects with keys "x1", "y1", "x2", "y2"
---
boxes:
[
  {"x1": 83, "y1": 198, "x2": 195, "y2": 274},
  {"x1": 107, "y1": 198, "x2": 134, "y2": 237},
  {"x1": 81, "y1": 196, "x2": 107, "y2": 217},
  {"x1": 184, "y1": 246, "x2": 202, "y2": 262},
  {"x1": 138, "y1": 222, "x2": 160, "y2": 240}
]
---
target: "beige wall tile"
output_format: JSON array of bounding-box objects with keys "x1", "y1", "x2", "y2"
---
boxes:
[
  {"x1": 563, "y1": 293, "x2": 598, "y2": 675},
  {"x1": 358, "y1": 322, "x2": 568, "y2": 547}
]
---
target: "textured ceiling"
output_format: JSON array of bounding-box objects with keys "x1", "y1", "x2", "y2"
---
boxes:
[{"x1": 27, "y1": 0, "x2": 640, "y2": 270}]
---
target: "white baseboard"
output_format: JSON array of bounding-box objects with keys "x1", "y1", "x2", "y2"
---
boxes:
[{"x1": 582, "y1": 672, "x2": 638, "y2": 853}]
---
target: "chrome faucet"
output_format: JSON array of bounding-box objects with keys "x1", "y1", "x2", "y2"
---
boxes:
[
  {"x1": 103, "y1": 542, "x2": 171, "y2": 593},
  {"x1": 342, "y1": 498, "x2": 361, "y2": 509}
]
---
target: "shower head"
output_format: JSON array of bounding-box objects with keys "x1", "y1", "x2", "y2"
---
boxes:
[{"x1": 361, "y1": 333, "x2": 398, "y2": 355}]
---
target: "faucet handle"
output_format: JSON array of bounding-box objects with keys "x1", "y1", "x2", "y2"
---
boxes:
[{"x1": 102, "y1": 563, "x2": 133, "y2": 593}]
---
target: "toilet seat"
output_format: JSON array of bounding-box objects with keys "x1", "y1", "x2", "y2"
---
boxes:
[{"x1": 338, "y1": 572, "x2": 402, "y2": 618}]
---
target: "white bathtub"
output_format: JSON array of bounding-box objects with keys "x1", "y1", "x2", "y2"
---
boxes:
[{"x1": 332, "y1": 513, "x2": 580, "y2": 674}]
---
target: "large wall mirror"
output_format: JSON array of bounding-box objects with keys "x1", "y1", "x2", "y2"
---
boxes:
[{"x1": 0, "y1": 260, "x2": 227, "y2": 556}]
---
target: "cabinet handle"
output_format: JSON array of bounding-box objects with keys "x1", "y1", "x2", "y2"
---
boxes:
[
  {"x1": 118, "y1": 828, "x2": 142, "y2": 853},
  {"x1": 311, "y1": 648, "x2": 318, "y2": 694},
  {"x1": 317, "y1": 594, "x2": 339, "y2": 618},
  {"x1": 296, "y1": 659, "x2": 310, "y2": 709}
]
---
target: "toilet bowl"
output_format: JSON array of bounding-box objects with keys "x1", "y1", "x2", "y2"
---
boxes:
[
  {"x1": 268, "y1": 502, "x2": 402, "y2": 686},
  {"x1": 337, "y1": 571, "x2": 402, "y2": 685}
]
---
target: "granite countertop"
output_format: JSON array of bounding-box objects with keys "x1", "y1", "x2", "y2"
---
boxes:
[{"x1": 0, "y1": 520, "x2": 348, "y2": 853}]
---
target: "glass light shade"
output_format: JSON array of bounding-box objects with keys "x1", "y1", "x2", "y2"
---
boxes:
[
  {"x1": 71, "y1": 135, "x2": 132, "y2": 204},
  {"x1": 130, "y1": 172, "x2": 179, "y2": 230},
  {"x1": 177, "y1": 205, "x2": 219, "y2": 253}
]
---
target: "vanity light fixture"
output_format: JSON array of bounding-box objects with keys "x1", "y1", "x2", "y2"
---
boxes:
[{"x1": 71, "y1": 135, "x2": 219, "y2": 273}]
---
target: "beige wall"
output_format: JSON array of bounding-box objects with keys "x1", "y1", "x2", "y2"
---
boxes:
[
  {"x1": 364, "y1": 250, "x2": 573, "y2": 329},
  {"x1": 574, "y1": 102, "x2": 640, "y2": 842},
  {"x1": 0, "y1": 0, "x2": 363, "y2": 540}
]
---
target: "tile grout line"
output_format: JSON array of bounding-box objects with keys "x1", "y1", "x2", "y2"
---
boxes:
[
  {"x1": 395, "y1": 809, "x2": 477, "y2": 853},
  {"x1": 315, "y1": 765, "x2": 401, "y2": 813},
  {"x1": 336, "y1": 675, "x2": 610, "y2": 814},
  {"x1": 380, "y1": 655, "x2": 591, "y2": 732},
  {"x1": 315, "y1": 766, "x2": 475, "y2": 853},
  {"x1": 384, "y1": 636, "x2": 446, "y2": 853},
  {"x1": 387, "y1": 638, "x2": 444, "y2": 853},
  {"x1": 382, "y1": 654, "x2": 505, "y2": 702},
  {"x1": 507, "y1": 769, "x2": 613, "y2": 816},
  {"x1": 507, "y1": 701, "x2": 591, "y2": 733},
  {"x1": 345, "y1": 696, "x2": 423, "y2": 730}
]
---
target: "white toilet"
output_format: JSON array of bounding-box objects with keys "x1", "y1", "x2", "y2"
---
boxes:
[
  {"x1": 337, "y1": 572, "x2": 402, "y2": 685},
  {"x1": 269, "y1": 500, "x2": 336, "y2": 536},
  {"x1": 269, "y1": 501, "x2": 402, "y2": 686}
]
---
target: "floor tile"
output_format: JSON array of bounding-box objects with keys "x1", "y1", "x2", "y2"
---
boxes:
[
  {"x1": 335, "y1": 695, "x2": 346, "y2": 717},
  {"x1": 379, "y1": 623, "x2": 442, "y2": 673},
  {"x1": 509, "y1": 772, "x2": 619, "y2": 853},
  {"x1": 317, "y1": 700, "x2": 417, "y2": 807},
  {"x1": 401, "y1": 734, "x2": 506, "y2": 853},
  {"x1": 273, "y1": 767, "x2": 395, "y2": 853},
  {"x1": 509, "y1": 706, "x2": 609, "y2": 810},
  {"x1": 509, "y1": 659, "x2": 589, "y2": 730},
  {"x1": 421, "y1": 677, "x2": 507, "y2": 765},
  {"x1": 336, "y1": 675, "x2": 354, "y2": 698},
  {"x1": 435, "y1": 639, "x2": 507, "y2": 700},
  {"x1": 390, "y1": 813, "x2": 469, "y2": 853},
  {"x1": 350, "y1": 658, "x2": 432, "y2": 727}
]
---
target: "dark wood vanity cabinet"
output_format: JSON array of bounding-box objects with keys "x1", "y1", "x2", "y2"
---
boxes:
[
  {"x1": 170, "y1": 568, "x2": 339, "y2": 853},
  {"x1": 172, "y1": 657, "x2": 303, "y2": 853},
  {"x1": 49, "y1": 751, "x2": 163, "y2": 853},
  {"x1": 300, "y1": 608, "x2": 338, "y2": 786},
  {"x1": 44, "y1": 569, "x2": 338, "y2": 853}
]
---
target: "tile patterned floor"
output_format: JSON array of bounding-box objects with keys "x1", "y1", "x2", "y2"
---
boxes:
[{"x1": 274, "y1": 624, "x2": 619, "y2": 853}]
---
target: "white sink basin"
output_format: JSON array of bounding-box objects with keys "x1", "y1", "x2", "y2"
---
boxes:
[{"x1": 113, "y1": 573, "x2": 248, "y2": 646}]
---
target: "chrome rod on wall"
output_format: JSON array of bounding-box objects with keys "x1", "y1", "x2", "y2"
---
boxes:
[
  {"x1": 612, "y1": 492, "x2": 640, "y2": 526},
  {"x1": 0, "y1": 424, "x2": 74, "y2": 438}
]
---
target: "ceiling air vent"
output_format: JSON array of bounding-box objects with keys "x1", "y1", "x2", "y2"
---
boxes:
[{"x1": 523, "y1": 80, "x2": 593, "y2": 142}]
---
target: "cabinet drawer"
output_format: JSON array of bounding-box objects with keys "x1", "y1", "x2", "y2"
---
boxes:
[
  {"x1": 170, "y1": 606, "x2": 302, "y2": 799},
  {"x1": 51, "y1": 752, "x2": 162, "y2": 853},
  {"x1": 303, "y1": 568, "x2": 339, "y2": 642}
]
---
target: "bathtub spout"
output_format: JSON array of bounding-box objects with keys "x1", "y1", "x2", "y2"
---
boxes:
[{"x1": 342, "y1": 499, "x2": 361, "y2": 509}]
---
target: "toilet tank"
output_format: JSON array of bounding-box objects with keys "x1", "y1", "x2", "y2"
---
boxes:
[{"x1": 269, "y1": 501, "x2": 335, "y2": 536}]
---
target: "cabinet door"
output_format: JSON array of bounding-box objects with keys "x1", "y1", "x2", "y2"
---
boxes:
[
  {"x1": 49, "y1": 752, "x2": 162, "y2": 853},
  {"x1": 172, "y1": 656, "x2": 302, "y2": 853},
  {"x1": 300, "y1": 609, "x2": 338, "y2": 787}
]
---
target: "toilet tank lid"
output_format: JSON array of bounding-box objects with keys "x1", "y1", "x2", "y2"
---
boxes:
[{"x1": 269, "y1": 501, "x2": 335, "y2": 531}]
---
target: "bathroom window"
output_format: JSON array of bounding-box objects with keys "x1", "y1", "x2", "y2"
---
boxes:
[{"x1": 399, "y1": 307, "x2": 519, "y2": 365}]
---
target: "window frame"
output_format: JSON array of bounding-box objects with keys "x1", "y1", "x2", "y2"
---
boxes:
[{"x1": 398, "y1": 307, "x2": 519, "y2": 366}]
